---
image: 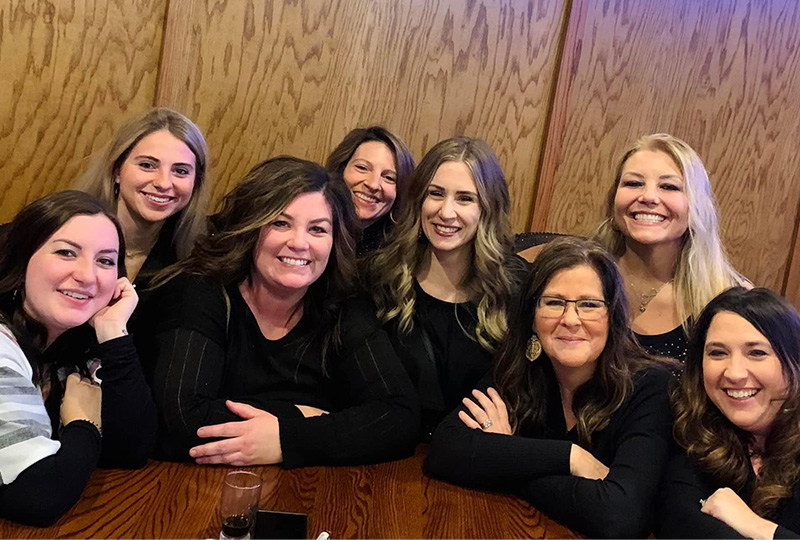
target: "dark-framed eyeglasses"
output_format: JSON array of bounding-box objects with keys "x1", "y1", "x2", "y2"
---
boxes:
[{"x1": 536, "y1": 295, "x2": 609, "y2": 321}]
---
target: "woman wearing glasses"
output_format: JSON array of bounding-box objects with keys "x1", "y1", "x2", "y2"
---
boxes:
[{"x1": 426, "y1": 237, "x2": 674, "y2": 538}]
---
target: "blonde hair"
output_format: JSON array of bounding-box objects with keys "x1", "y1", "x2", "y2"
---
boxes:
[
  {"x1": 594, "y1": 133, "x2": 746, "y2": 330},
  {"x1": 76, "y1": 107, "x2": 210, "y2": 259},
  {"x1": 365, "y1": 136, "x2": 517, "y2": 353}
]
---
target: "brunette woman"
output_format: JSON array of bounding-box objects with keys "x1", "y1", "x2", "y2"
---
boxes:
[
  {"x1": 595, "y1": 133, "x2": 747, "y2": 361},
  {"x1": 659, "y1": 287, "x2": 800, "y2": 538},
  {"x1": 426, "y1": 237, "x2": 674, "y2": 538},
  {"x1": 142, "y1": 157, "x2": 418, "y2": 466},
  {"x1": 364, "y1": 136, "x2": 528, "y2": 440},
  {"x1": 0, "y1": 191, "x2": 156, "y2": 526},
  {"x1": 325, "y1": 126, "x2": 415, "y2": 255}
]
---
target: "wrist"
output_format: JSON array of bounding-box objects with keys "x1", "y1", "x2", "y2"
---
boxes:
[
  {"x1": 749, "y1": 517, "x2": 778, "y2": 540},
  {"x1": 94, "y1": 322, "x2": 128, "y2": 343}
]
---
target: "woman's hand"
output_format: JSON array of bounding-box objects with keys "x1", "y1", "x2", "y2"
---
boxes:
[
  {"x1": 60, "y1": 372, "x2": 102, "y2": 429},
  {"x1": 189, "y1": 400, "x2": 283, "y2": 466},
  {"x1": 569, "y1": 444, "x2": 609, "y2": 480},
  {"x1": 458, "y1": 387, "x2": 512, "y2": 435},
  {"x1": 701, "y1": 487, "x2": 778, "y2": 539},
  {"x1": 91, "y1": 278, "x2": 138, "y2": 343},
  {"x1": 295, "y1": 405, "x2": 329, "y2": 418}
]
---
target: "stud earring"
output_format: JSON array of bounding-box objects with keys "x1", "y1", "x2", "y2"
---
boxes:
[
  {"x1": 113, "y1": 179, "x2": 120, "y2": 199},
  {"x1": 526, "y1": 334, "x2": 542, "y2": 361}
]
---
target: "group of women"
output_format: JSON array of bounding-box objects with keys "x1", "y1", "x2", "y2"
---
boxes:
[{"x1": 0, "y1": 107, "x2": 797, "y2": 539}]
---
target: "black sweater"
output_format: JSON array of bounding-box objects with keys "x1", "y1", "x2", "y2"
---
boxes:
[
  {"x1": 426, "y1": 366, "x2": 673, "y2": 538},
  {"x1": 657, "y1": 450, "x2": 800, "y2": 539},
  {"x1": 0, "y1": 335, "x2": 157, "y2": 526},
  {"x1": 140, "y1": 273, "x2": 419, "y2": 467}
]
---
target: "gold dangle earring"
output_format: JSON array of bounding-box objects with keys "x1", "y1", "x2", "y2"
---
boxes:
[{"x1": 526, "y1": 334, "x2": 542, "y2": 361}]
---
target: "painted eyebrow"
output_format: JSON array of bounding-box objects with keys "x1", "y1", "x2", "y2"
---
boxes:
[
  {"x1": 278, "y1": 213, "x2": 332, "y2": 225},
  {"x1": 134, "y1": 155, "x2": 194, "y2": 170},
  {"x1": 620, "y1": 171, "x2": 683, "y2": 182},
  {"x1": 51, "y1": 239, "x2": 118, "y2": 254},
  {"x1": 428, "y1": 183, "x2": 478, "y2": 196}
]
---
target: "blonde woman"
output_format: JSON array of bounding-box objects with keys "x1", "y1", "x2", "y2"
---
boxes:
[
  {"x1": 594, "y1": 133, "x2": 747, "y2": 361},
  {"x1": 77, "y1": 107, "x2": 210, "y2": 282},
  {"x1": 365, "y1": 136, "x2": 528, "y2": 440}
]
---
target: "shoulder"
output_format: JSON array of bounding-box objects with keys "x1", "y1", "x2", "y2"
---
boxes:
[
  {"x1": 151, "y1": 273, "x2": 229, "y2": 334},
  {"x1": 339, "y1": 294, "x2": 383, "y2": 345},
  {"x1": 0, "y1": 324, "x2": 31, "y2": 379}
]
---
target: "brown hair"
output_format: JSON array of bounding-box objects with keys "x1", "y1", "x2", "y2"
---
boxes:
[{"x1": 672, "y1": 287, "x2": 800, "y2": 517}]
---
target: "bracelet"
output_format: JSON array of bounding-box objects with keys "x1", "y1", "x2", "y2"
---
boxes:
[{"x1": 83, "y1": 419, "x2": 103, "y2": 437}]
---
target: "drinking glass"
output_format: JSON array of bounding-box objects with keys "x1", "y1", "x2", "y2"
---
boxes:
[{"x1": 219, "y1": 470, "x2": 262, "y2": 540}]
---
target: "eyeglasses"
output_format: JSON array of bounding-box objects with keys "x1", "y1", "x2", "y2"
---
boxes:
[{"x1": 536, "y1": 296, "x2": 609, "y2": 321}]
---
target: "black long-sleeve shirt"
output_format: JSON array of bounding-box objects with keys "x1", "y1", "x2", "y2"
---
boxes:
[
  {"x1": 140, "y1": 273, "x2": 419, "y2": 467},
  {"x1": 426, "y1": 366, "x2": 673, "y2": 538},
  {"x1": 0, "y1": 334, "x2": 157, "y2": 526},
  {"x1": 657, "y1": 450, "x2": 800, "y2": 539}
]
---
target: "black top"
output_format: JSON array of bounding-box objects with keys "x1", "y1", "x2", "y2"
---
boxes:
[
  {"x1": 139, "y1": 273, "x2": 419, "y2": 467},
  {"x1": 387, "y1": 256, "x2": 530, "y2": 441},
  {"x1": 357, "y1": 215, "x2": 392, "y2": 257},
  {"x1": 426, "y1": 366, "x2": 674, "y2": 539},
  {"x1": 635, "y1": 325, "x2": 688, "y2": 362},
  {"x1": 0, "y1": 335, "x2": 157, "y2": 526},
  {"x1": 657, "y1": 450, "x2": 800, "y2": 539}
]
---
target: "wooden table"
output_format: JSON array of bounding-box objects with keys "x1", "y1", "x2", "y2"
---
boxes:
[{"x1": 0, "y1": 446, "x2": 580, "y2": 539}]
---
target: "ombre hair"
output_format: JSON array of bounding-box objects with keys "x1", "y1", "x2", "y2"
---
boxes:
[
  {"x1": 594, "y1": 133, "x2": 746, "y2": 332},
  {"x1": 495, "y1": 237, "x2": 662, "y2": 445},
  {"x1": 673, "y1": 287, "x2": 800, "y2": 518},
  {"x1": 325, "y1": 126, "x2": 415, "y2": 220},
  {"x1": 365, "y1": 136, "x2": 517, "y2": 353},
  {"x1": 153, "y1": 157, "x2": 358, "y2": 361},
  {"x1": 76, "y1": 107, "x2": 210, "y2": 259}
]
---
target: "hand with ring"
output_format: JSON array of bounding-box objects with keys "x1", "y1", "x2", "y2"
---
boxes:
[{"x1": 458, "y1": 387, "x2": 512, "y2": 435}]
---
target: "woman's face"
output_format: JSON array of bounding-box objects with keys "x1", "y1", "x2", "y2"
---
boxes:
[
  {"x1": 703, "y1": 311, "x2": 787, "y2": 440},
  {"x1": 116, "y1": 129, "x2": 197, "y2": 227},
  {"x1": 613, "y1": 150, "x2": 689, "y2": 249},
  {"x1": 421, "y1": 161, "x2": 481, "y2": 259},
  {"x1": 534, "y1": 264, "x2": 609, "y2": 384},
  {"x1": 252, "y1": 192, "x2": 334, "y2": 295},
  {"x1": 24, "y1": 214, "x2": 120, "y2": 341},
  {"x1": 342, "y1": 141, "x2": 397, "y2": 225}
]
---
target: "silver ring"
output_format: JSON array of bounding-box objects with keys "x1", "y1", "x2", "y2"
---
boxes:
[
  {"x1": 699, "y1": 498, "x2": 706, "y2": 508},
  {"x1": 480, "y1": 419, "x2": 493, "y2": 430}
]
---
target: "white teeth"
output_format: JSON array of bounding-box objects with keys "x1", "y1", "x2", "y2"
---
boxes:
[
  {"x1": 144, "y1": 193, "x2": 172, "y2": 203},
  {"x1": 355, "y1": 192, "x2": 379, "y2": 203},
  {"x1": 62, "y1": 291, "x2": 89, "y2": 300},
  {"x1": 633, "y1": 213, "x2": 665, "y2": 222},
  {"x1": 726, "y1": 389, "x2": 759, "y2": 399},
  {"x1": 434, "y1": 224, "x2": 459, "y2": 234},
  {"x1": 279, "y1": 257, "x2": 310, "y2": 266}
]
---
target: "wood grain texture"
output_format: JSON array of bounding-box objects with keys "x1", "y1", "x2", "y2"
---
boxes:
[
  {"x1": 155, "y1": 0, "x2": 567, "y2": 231},
  {"x1": 0, "y1": 0, "x2": 168, "y2": 223},
  {"x1": 532, "y1": 0, "x2": 800, "y2": 293},
  {"x1": 0, "y1": 446, "x2": 583, "y2": 539}
]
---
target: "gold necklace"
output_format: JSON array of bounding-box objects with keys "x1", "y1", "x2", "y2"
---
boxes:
[{"x1": 630, "y1": 279, "x2": 673, "y2": 313}]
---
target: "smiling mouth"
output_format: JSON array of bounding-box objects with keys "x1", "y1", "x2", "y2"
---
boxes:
[
  {"x1": 631, "y1": 212, "x2": 666, "y2": 223},
  {"x1": 354, "y1": 192, "x2": 380, "y2": 204},
  {"x1": 60, "y1": 290, "x2": 92, "y2": 300},
  {"x1": 142, "y1": 192, "x2": 175, "y2": 204},
  {"x1": 278, "y1": 256, "x2": 311, "y2": 267},
  {"x1": 433, "y1": 224, "x2": 460, "y2": 234},
  {"x1": 725, "y1": 388, "x2": 760, "y2": 399}
]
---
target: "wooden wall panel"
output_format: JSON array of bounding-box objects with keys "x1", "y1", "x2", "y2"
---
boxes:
[
  {"x1": 155, "y1": 0, "x2": 568, "y2": 231},
  {"x1": 0, "y1": 0, "x2": 168, "y2": 223},
  {"x1": 532, "y1": 0, "x2": 800, "y2": 293}
]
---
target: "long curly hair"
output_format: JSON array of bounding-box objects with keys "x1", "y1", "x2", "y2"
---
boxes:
[
  {"x1": 672, "y1": 287, "x2": 800, "y2": 518},
  {"x1": 0, "y1": 191, "x2": 126, "y2": 379},
  {"x1": 76, "y1": 107, "x2": 210, "y2": 259},
  {"x1": 325, "y1": 125, "x2": 415, "y2": 219},
  {"x1": 364, "y1": 136, "x2": 517, "y2": 353},
  {"x1": 153, "y1": 156, "x2": 358, "y2": 362},
  {"x1": 495, "y1": 237, "x2": 660, "y2": 446},
  {"x1": 594, "y1": 133, "x2": 746, "y2": 332}
]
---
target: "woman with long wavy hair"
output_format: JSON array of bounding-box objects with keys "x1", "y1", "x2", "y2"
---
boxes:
[
  {"x1": 364, "y1": 136, "x2": 528, "y2": 440},
  {"x1": 594, "y1": 133, "x2": 747, "y2": 361},
  {"x1": 426, "y1": 237, "x2": 674, "y2": 538},
  {"x1": 325, "y1": 126, "x2": 415, "y2": 255},
  {"x1": 659, "y1": 287, "x2": 800, "y2": 538},
  {"x1": 141, "y1": 156, "x2": 418, "y2": 467}
]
